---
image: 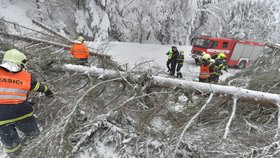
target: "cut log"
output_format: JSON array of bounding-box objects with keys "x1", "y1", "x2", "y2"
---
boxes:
[{"x1": 54, "y1": 64, "x2": 280, "y2": 106}]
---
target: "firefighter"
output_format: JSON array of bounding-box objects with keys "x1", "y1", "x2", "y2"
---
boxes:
[
  {"x1": 199, "y1": 54, "x2": 215, "y2": 83},
  {"x1": 0, "y1": 49, "x2": 53, "y2": 157},
  {"x1": 176, "y1": 50, "x2": 184, "y2": 78},
  {"x1": 70, "y1": 36, "x2": 89, "y2": 65},
  {"x1": 169, "y1": 46, "x2": 179, "y2": 76},
  {"x1": 213, "y1": 53, "x2": 228, "y2": 83}
]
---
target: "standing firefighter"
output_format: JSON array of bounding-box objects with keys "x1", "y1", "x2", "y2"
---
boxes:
[
  {"x1": 0, "y1": 49, "x2": 53, "y2": 157},
  {"x1": 176, "y1": 50, "x2": 184, "y2": 78},
  {"x1": 70, "y1": 36, "x2": 89, "y2": 65},
  {"x1": 199, "y1": 54, "x2": 215, "y2": 83},
  {"x1": 213, "y1": 53, "x2": 228, "y2": 83},
  {"x1": 169, "y1": 46, "x2": 179, "y2": 76}
]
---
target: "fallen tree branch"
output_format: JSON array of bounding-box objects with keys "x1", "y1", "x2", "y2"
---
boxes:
[
  {"x1": 223, "y1": 96, "x2": 238, "y2": 139},
  {"x1": 0, "y1": 32, "x2": 70, "y2": 47},
  {"x1": 0, "y1": 32, "x2": 111, "y2": 59},
  {"x1": 55, "y1": 64, "x2": 280, "y2": 106},
  {"x1": 173, "y1": 93, "x2": 214, "y2": 158},
  {"x1": 31, "y1": 18, "x2": 73, "y2": 42}
]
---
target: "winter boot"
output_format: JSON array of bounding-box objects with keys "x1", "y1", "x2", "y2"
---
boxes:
[
  {"x1": 178, "y1": 73, "x2": 183, "y2": 78},
  {"x1": 177, "y1": 72, "x2": 182, "y2": 78}
]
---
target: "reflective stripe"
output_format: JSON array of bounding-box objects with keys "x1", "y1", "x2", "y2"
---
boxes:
[
  {"x1": 0, "y1": 88, "x2": 27, "y2": 94},
  {"x1": 200, "y1": 72, "x2": 211, "y2": 78},
  {"x1": 32, "y1": 82, "x2": 40, "y2": 92},
  {"x1": 0, "y1": 95, "x2": 26, "y2": 100},
  {"x1": 44, "y1": 85, "x2": 48, "y2": 93},
  {"x1": 0, "y1": 112, "x2": 33, "y2": 126},
  {"x1": 5, "y1": 143, "x2": 22, "y2": 153}
]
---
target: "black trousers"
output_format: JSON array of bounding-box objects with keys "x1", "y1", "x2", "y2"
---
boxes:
[
  {"x1": 176, "y1": 64, "x2": 183, "y2": 78},
  {"x1": 170, "y1": 61, "x2": 177, "y2": 75},
  {"x1": 176, "y1": 64, "x2": 183, "y2": 72},
  {"x1": 0, "y1": 116, "x2": 40, "y2": 156},
  {"x1": 166, "y1": 59, "x2": 172, "y2": 71}
]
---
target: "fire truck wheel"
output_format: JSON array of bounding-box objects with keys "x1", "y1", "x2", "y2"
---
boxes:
[{"x1": 238, "y1": 60, "x2": 247, "y2": 69}]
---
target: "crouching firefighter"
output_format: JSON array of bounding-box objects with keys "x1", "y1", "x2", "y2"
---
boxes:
[
  {"x1": 199, "y1": 54, "x2": 215, "y2": 83},
  {"x1": 70, "y1": 36, "x2": 89, "y2": 65},
  {"x1": 0, "y1": 49, "x2": 53, "y2": 157}
]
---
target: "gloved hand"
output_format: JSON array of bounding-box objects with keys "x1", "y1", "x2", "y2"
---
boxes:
[{"x1": 45, "y1": 89, "x2": 54, "y2": 97}]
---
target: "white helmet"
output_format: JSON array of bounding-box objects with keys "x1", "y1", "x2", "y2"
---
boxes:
[
  {"x1": 77, "y1": 36, "x2": 84, "y2": 42},
  {"x1": 202, "y1": 54, "x2": 211, "y2": 61}
]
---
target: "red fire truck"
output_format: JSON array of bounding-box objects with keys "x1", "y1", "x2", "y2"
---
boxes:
[{"x1": 191, "y1": 36, "x2": 265, "y2": 68}]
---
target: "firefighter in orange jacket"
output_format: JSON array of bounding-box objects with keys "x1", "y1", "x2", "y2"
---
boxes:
[
  {"x1": 199, "y1": 54, "x2": 215, "y2": 83},
  {"x1": 70, "y1": 36, "x2": 89, "y2": 65},
  {"x1": 0, "y1": 49, "x2": 53, "y2": 157}
]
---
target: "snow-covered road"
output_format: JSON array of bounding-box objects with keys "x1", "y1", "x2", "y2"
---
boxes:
[{"x1": 90, "y1": 41, "x2": 240, "y2": 82}]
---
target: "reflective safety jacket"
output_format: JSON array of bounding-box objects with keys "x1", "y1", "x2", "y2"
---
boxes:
[
  {"x1": 70, "y1": 43, "x2": 89, "y2": 59},
  {"x1": 214, "y1": 59, "x2": 226, "y2": 76},
  {"x1": 0, "y1": 68, "x2": 30, "y2": 104},
  {"x1": 166, "y1": 51, "x2": 173, "y2": 60},
  {"x1": 200, "y1": 64, "x2": 211, "y2": 79},
  {"x1": 177, "y1": 54, "x2": 184, "y2": 65},
  {"x1": 0, "y1": 68, "x2": 49, "y2": 125}
]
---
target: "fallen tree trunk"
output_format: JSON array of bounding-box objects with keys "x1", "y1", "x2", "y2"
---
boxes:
[
  {"x1": 0, "y1": 32, "x2": 111, "y2": 59},
  {"x1": 54, "y1": 64, "x2": 280, "y2": 106}
]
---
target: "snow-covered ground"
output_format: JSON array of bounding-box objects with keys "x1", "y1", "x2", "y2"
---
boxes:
[{"x1": 91, "y1": 42, "x2": 240, "y2": 82}]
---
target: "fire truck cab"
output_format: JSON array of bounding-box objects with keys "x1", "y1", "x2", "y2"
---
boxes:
[{"x1": 191, "y1": 36, "x2": 265, "y2": 68}]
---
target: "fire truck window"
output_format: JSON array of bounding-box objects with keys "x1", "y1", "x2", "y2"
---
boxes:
[
  {"x1": 222, "y1": 42, "x2": 228, "y2": 48},
  {"x1": 209, "y1": 41, "x2": 218, "y2": 48}
]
